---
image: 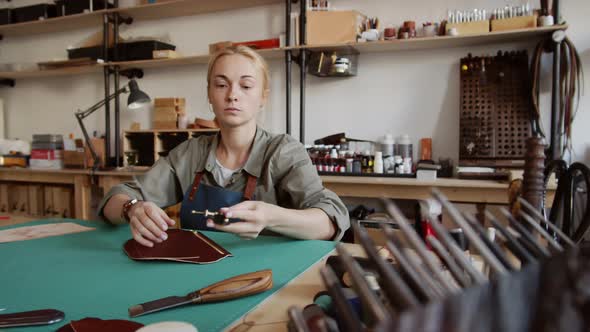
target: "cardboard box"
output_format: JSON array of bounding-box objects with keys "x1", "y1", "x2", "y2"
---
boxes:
[
  {"x1": 63, "y1": 138, "x2": 105, "y2": 169},
  {"x1": 154, "y1": 98, "x2": 185, "y2": 108},
  {"x1": 209, "y1": 41, "x2": 233, "y2": 54},
  {"x1": 153, "y1": 49, "x2": 179, "y2": 59},
  {"x1": 154, "y1": 107, "x2": 178, "y2": 122},
  {"x1": 153, "y1": 121, "x2": 178, "y2": 129},
  {"x1": 306, "y1": 10, "x2": 366, "y2": 45},
  {"x1": 491, "y1": 15, "x2": 537, "y2": 32},
  {"x1": 446, "y1": 20, "x2": 490, "y2": 35}
]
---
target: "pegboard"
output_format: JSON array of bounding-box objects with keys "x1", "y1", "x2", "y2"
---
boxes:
[{"x1": 459, "y1": 50, "x2": 532, "y2": 167}]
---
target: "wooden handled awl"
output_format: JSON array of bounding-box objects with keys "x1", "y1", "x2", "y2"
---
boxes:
[{"x1": 128, "y1": 269, "x2": 273, "y2": 317}]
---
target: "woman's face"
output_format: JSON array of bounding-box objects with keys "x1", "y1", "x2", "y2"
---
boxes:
[{"x1": 208, "y1": 54, "x2": 267, "y2": 129}]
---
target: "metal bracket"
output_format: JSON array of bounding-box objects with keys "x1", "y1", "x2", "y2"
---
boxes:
[
  {"x1": 0, "y1": 79, "x2": 15, "y2": 87},
  {"x1": 291, "y1": 50, "x2": 310, "y2": 67},
  {"x1": 119, "y1": 68, "x2": 144, "y2": 79},
  {"x1": 108, "y1": 13, "x2": 133, "y2": 25}
]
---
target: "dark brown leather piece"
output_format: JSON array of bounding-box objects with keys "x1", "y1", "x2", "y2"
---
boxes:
[
  {"x1": 123, "y1": 229, "x2": 232, "y2": 264},
  {"x1": 57, "y1": 318, "x2": 143, "y2": 332}
]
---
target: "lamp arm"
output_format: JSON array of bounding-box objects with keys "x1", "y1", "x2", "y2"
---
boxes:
[
  {"x1": 74, "y1": 86, "x2": 129, "y2": 170},
  {"x1": 76, "y1": 113, "x2": 100, "y2": 170},
  {"x1": 75, "y1": 86, "x2": 129, "y2": 119}
]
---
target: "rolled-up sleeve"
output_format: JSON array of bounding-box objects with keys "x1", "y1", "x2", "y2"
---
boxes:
[
  {"x1": 97, "y1": 140, "x2": 191, "y2": 224},
  {"x1": 274, "y1": 140, "x2": 350, "y2": 241}
]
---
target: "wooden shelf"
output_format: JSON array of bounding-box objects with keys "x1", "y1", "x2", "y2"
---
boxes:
[
  {"x1": 125, "y1": 128, "x2": 219, "y2": 134},
  {"x1": 0, "y1": 25, "x2": 566, "y2": 81},
  {"x1": 303, "y1": 25, "x2": 568, "y2": 54},
  {"x1": 113, "y1": 0, "x2": 282, "y2": 22},
  {"x1": 0, "y1": 0, "x2": 281, "y2": 37},
  {"x1": 114, "y1": 47, "x2": 288, "y2": 70},
  {"x1": 0, "y1": 10, "x2": 108, "y2": 37},
  {"x1": 0, "y1": 64, "x2": 105, "y2": 80}
]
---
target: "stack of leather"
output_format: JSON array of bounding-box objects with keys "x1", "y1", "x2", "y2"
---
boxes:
[{"x1": 153, "y1": 98, "x2": 185, "y2": 129}]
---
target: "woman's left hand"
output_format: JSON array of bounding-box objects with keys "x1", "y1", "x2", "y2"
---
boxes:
[{"x1": 206, "y1": 201, "x2": 276, "y2": 239}]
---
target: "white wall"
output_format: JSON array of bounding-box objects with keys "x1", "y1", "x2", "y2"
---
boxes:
[{"x1": 0, "y1": 0, "x2": 588, "y2": 164}]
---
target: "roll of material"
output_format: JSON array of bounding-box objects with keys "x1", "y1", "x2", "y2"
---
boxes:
[{"x1": 137, "y1": 322, "x2": 197, "y2": 332}]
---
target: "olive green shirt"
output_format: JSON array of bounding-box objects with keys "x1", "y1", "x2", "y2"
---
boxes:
[{"x1": 98, "y1": 127, "x2": 350, "y2": 241}]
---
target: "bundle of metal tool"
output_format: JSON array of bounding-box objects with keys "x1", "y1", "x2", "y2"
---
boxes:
[{"x1": 288, "y1": 190, "x2": 590, "y2": 332}]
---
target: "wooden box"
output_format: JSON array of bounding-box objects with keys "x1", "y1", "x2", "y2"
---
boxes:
[
  {"x1": 446, "y1": 20, "x2": 490, "y2": 36},
  {"x1": 491, "y1": 15, "x2": 537, "y2": 32},
  {"x1": 306, "y1": 10, "x2": 366, "y2": 45},
  {"x1": 63, "y1": 138, "x2": 106, "y2": 169},
  {"x1": 154, "y1": 97, "x2": 186, "y2": 108}
]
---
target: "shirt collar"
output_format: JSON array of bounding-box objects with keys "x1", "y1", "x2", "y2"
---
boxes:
[
  {"x1": 203, "y1": 126, "x2": 268, "y2": 178},
  {"x1": 242, "y1": 126, "x2": 268, "y2": 178}
]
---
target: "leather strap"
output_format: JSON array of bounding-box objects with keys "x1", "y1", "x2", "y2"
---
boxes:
[
  {"x1": 243, "y1": 174, "x2": 257, "y2": 201},
  {"x1": 188, "y1": 172, "x2": 204, "y2": 201},
  {"x1": 188, "y1": 172, "x2": 257, "y2": 201}
]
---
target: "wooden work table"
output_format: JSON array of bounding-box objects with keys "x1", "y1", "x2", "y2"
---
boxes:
[
  {"x1": 99, "y1": 169, "x2": 551, "y2": 205},
  {"x1": 0, "y1": 167, "x2": 555, "y2": 221}
]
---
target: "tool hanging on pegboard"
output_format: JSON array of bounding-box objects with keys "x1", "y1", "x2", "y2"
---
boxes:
[{"x1": 459, "y1": 50, "x2": 533, "y2": 167}]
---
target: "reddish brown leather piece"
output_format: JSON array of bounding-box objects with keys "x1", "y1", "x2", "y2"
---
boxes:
[
  {"x1": 123, "y1": 229, "x2": 232, "y2": 264},
  {"x1": 188, "y1": 172, "x2": 204, "y2": 201},
  {"x1": 57, "y1": 318, "x2": 143, "y2": 332},
  {"x1": 243, "y1": 174, "x2": 257, "y2": 201}
]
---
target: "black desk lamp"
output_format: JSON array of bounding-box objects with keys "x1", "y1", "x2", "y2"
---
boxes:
[{"x1": 75, "y1": 79, "x2": 150, "y2": 170}]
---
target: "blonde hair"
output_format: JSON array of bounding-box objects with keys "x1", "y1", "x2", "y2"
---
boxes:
[{"x1": 207, "y1": 45, "x2": 270, "y2": 93}]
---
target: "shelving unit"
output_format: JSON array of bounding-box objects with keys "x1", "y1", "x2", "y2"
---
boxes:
[
  {"x1": 303, "y1": 25, "x2": 568, "y2": 53},
  {"x1": 0, "y1": 63, "x2": 105, "y2": 79},
  {"x1": 0, "y1": 1, "x2": 569, "y2": 167},
  {"x1": 0, "y1": 10, "x2": 108, "y2": 36},
  {"x1": 0, "y1": 0, "x2": 282, "y2": 37},
  {"x1": 113, "y1": 0, "x2": 282, "y2": 21},
  {"x1": 123, "y1": 128, "x2": 218, "y2": 167},
  {"x1": 0, "y1": 25, "x2": 567, "y2": 80}
]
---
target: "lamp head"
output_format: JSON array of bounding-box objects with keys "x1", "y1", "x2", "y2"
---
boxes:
[{"x1": 127, "y1": 79, "x2": 151, "y2": 110}]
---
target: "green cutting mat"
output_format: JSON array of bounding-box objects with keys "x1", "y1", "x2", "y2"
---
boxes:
[{"x1": 0, "y1": 219, "x2": 336, "y2": 331}]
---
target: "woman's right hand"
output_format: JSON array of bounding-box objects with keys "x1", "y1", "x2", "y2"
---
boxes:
[{"x1": 128, "y1": 201, "x2": 176, "y2": 247}]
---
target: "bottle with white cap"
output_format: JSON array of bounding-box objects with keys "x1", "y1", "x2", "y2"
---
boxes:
[
  {"x1": 381, "y1": 134, "x2": 395, "y2": 157},
  {"x1": 373, "y1": 151, "x2": 384, "y2": 174}
]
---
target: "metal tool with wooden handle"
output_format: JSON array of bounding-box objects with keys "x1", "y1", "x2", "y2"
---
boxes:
[
  {"x1": 128, "y1": 269, "x2": 273, "y2": 317},
  {"x1": 0, "y1": 309, "x2": 64, "y2": 328}
]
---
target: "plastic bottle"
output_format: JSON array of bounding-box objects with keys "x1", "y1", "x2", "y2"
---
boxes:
[
  {"x1": 366, "y1": 150, "x2": 374, "y2": 174},
  {"x1": 339, "y1": 137, "x2": 349, "y2": 151},
  {"x1": 373, "y1": 151, "x2": 384, "y2": 174},
  {"x1": 381, "y1": 134, "x2": 395, "y2": 157},
  {"x1": 396, "y1": 134, "x2": 413, "y2": 165}
]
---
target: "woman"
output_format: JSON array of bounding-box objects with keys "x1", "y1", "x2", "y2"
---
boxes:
[{"x1": 99, "y1": 45, "x2": 349, "y2": 247}]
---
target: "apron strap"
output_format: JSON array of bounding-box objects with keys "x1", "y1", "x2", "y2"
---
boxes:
[
  {"x1": 243, "y1": 174, "x2": 257, "y2": 201},
  {"x1": 188, "y1": 172, "x2": 204, "y2": 201},
  {"x1": 190, "y1": 171, "x2": 256, "y2": 202}
]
